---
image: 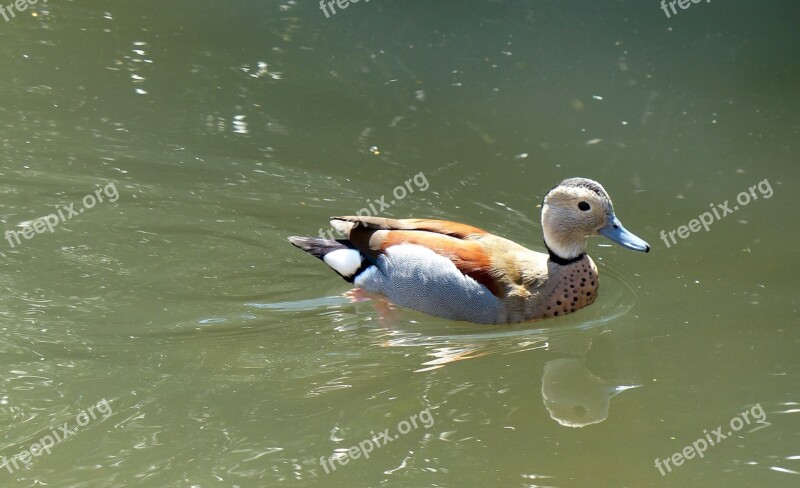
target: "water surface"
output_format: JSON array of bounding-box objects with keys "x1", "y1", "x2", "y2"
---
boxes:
[{"x1": 0, "y1": 1, "x2": 798, "y2": 487}]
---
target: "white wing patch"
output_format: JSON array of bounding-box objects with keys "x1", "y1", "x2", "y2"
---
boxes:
[{"x1": 323, "y1": 248, "x2": 363, "y2": 277}]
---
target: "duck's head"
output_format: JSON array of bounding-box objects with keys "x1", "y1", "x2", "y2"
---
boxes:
[{"x1": 541, "y1": 177, "x2": 650, "y2": 262}]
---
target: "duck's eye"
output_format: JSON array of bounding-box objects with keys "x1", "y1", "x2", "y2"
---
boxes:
[{"x1": 578, "y1": 201, "x2": 590, "y2": 211}]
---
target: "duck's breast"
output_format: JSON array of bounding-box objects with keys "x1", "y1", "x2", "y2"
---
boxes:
[{"x1": 535, "y1": 255, "x2": 599, "y2": 319}]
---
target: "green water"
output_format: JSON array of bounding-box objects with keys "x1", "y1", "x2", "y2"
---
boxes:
[{"x1": 0, "y1": 1, "x2": 798, "y2": 487}]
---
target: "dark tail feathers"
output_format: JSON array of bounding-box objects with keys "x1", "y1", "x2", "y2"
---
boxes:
[{"x1": 287, "y1": 237, "x2": 367, "y2": 282}]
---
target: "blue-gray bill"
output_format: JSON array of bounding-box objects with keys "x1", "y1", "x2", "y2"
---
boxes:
[{"x1": 599, "y1": 215, "x2": 650, "y2": 253}]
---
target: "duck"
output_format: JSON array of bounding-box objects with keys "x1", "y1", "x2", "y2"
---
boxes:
[{"x1": 288, "y1": 177, "x2": 649, "y2": 324}]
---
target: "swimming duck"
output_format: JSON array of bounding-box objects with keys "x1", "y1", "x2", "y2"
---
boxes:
[{"x1": 288, "y1": 177, "x2": 649, "y2": 324}]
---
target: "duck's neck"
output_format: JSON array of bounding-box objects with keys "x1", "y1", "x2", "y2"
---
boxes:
[
  {"x1": 545, "y1": 244, "x2": 585, "y2": 265},
  {"x1": 543, "y1": 228, "x2": 587, "y2": 265}
]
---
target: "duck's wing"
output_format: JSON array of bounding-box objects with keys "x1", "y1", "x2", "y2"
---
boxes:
[
  {"x1": 331, "y1": 216, "x2": 488, "y2": 239},
  {"x1": 330, "y1": 217, "x2": 501, "y2": 296}
]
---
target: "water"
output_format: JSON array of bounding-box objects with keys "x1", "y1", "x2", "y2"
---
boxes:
[{"x1": 0, "y1": 1, "x2": 798, "y2": 487}]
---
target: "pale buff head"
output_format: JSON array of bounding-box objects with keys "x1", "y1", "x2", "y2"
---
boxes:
[{"x1": 541, "y1": 178, "x2": 649, "y2": 260}]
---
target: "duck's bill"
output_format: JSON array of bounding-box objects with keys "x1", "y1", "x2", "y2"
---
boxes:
[{"x1": 599, "y1": 216, "x2": 650, "y2": 253}]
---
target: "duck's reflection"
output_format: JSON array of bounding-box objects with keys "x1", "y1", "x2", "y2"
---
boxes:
[
  {"x1": 374, "y1": 314, "x2": 640, "y2": 428},
  {"x1": 542, "y1": 357, "x2": 638, "y2": 427},
  {"x1": 537, "y1": 330, "x2": 640, "y2": 427}
]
